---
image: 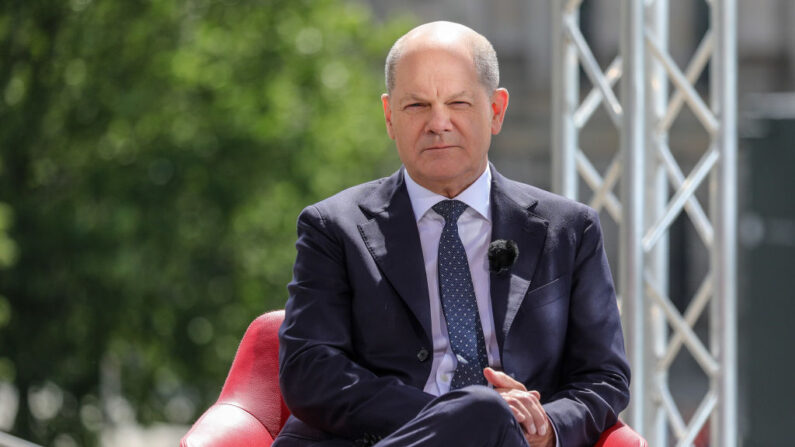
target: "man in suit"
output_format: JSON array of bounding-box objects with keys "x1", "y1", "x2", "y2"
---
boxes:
[{"x1": 275, "y1": 21, "x2": 630, "y2": 447}]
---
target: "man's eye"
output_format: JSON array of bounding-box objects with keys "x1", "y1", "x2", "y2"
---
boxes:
[
  {"x1": 404, "y1": 103, "x2": 425, "y2": 110},
  {"x1": 450, "y1": 101, "x2": 470, "y2": 107}
]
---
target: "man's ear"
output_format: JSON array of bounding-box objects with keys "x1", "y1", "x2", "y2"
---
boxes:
[
  {"x1": 381, "y1": 93, "x2": 395, "y2": 140},
  {"x1": 490, "y1": 88, "x2": 509, "y2": 135}
]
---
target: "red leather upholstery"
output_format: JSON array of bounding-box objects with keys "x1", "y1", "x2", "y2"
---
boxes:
[
  {"x1": 181, "y1": 310, "x2": 646, "y2": 447},
  {"x1": 594, "y1": 419, "x2": 648, "y2": 447},
  {"x1": 181, "y1": 310, "x2": 289, "y2": 447}
]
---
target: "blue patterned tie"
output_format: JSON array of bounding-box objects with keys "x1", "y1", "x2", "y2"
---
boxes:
[{"x1": 433, "y1": 199, "x2": 488, "y2": 389}]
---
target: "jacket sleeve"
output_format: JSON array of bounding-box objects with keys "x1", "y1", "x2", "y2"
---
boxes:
[
  {"x1": 278, "y1": 204, "x2": 434, "y2": 440},
  {"x1": 543, "y1": 208, "x2": 631, "y2": 446}
]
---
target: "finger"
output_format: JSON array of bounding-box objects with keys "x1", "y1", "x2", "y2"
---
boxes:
[
  {"x1": 502, "y1": 390, "x2": 537, "y2": 435},
  {"x1": 493, "y1": 386, "x2": 520, "y2": 394},
  {"x1": 521, "y1": 389, "x2": 546, "y2": 435},
  {"x1": 525, "y1": 398, "x2": 549, "y2": 436},
  {"x1": 508, "y1": 400, "x2": 535, "y2": 435},
  {"x1": 522, "y1": 411, "x2": 537, "y2": 436},
  {"x1": 497, "y1": 387, "x2": 540, "y2": 399},
  {"x1": 483, "y1": 367, "x2": 527, "y2": 391},
  {"x1": 511, "y1": 390, "x2": 547, "y2": 437},
  {"x1": 505, "y1": 401, "x2": 525, "y2": 422}
]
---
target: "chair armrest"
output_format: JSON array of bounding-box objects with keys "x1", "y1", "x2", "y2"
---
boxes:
[
  {"x1": 180, "y1": 403, "x2": 275, "y2": 447},
  {"x1": 594, "y1": 420, "x2": 648, "y2": 447}
]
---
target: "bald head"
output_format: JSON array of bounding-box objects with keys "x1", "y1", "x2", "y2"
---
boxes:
[{"x1": 384, "y1": 21, "x2": 499, "y2": 94}]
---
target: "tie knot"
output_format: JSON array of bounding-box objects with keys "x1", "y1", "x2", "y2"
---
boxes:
[{"x1": 432, "y1": 200, "x2": 468, "y2": 223}]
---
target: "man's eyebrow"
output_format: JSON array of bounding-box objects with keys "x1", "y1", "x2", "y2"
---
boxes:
[
  {"x1": 447, "y1": 90, "x2": 472, "y2": 100},
  {"x1": 398, "y1": 93, "x2": 428, "y2": 104},
  {"x1": 398, "y1": 91, "x2": 473, "y2": 103}
]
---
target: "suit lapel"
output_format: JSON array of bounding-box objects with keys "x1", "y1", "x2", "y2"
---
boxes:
[
  {"x1": 357, "y1": 169, "x2": 433, "y2": 341},
  {"x1": 489, "y1": 167, "x2": 549, "y2": 353}
]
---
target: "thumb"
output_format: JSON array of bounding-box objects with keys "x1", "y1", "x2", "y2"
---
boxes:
[{"x1": 483, "y1": 367, "x2": 527, "y2": 391}]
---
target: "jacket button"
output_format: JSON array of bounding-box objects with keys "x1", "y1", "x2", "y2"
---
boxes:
[{"x1": 416, "y1": 348, "x2": 429, "y2": 362}]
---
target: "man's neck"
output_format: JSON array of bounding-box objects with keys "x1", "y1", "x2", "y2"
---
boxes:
[
  {"x1": 403, "y1": 164, "x2": 492, "y2": 224},
  {"x1": 406, "y1": 164, "x2": 489, "y2": 199}
]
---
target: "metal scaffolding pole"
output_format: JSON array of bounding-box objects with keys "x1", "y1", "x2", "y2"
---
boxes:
[
  {"x1": 711, "y1": 0, "x2": 738, "y2": 445},
  {"x1": 550, "y1": 1, "x2": 579, "y2": 200},
  {"x1": 549, "y1": 1, "x2": 738, "y2": 445},
  {"x1": 645, "y1": 1, "x2": 670, "y2": 445},
  {"x1": 620, "y1": 0, "x2": 646, "y2": 436}
]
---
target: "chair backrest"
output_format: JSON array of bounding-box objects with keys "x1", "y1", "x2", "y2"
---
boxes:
[{"x1": 216, "y1": 310, "x2": 290, "y2": 439}]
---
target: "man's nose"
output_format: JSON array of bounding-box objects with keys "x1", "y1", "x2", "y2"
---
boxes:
[{"x1": 426, "y1": 106, "x2": 453, "y2": 134}]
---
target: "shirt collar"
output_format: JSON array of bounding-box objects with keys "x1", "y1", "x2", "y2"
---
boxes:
[{"x1": 404, "y1": 165, "x2": 492, "y2": 223}]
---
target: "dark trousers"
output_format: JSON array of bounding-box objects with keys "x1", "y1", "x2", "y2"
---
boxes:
[
  {"x1": 273, "y1": 386, "x2": 529, "y2": 447},
  {"x1": 375, "y1": 386, "x2": 529, "y2": 447}
]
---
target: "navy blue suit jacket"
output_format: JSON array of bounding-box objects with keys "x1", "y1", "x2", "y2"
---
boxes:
[{"x1": 276, "y1": 166, "x2": 630, "y2": 446}]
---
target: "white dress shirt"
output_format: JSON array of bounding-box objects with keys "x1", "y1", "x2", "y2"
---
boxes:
[{"x1": 403, "y1": 166, "x2": 501, "y2": 396}]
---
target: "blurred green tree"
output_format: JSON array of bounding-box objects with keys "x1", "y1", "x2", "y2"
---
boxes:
[{"x1": 0, "y1": 0, "x2": 409, "y2": 444}]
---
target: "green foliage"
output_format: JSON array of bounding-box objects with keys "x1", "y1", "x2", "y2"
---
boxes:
[
  {"x1": 0, "y1": 202, "x2": 16, "y2": 268},
  {"x1": 0, "y1": 0, "x2": 411, "y2": 444}
]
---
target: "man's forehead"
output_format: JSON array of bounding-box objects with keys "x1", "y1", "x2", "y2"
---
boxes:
[
  {"x1": 399, "y1": 31, "x2": 473, "y2": 61},
  {"x1": 398, "y1": 43, "x2": 473, "y2": 67},
  {"x1": 391, "y1": 46, "x2": 481, "y2": 92}
]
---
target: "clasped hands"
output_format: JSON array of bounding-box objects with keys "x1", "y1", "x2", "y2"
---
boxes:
[{"x1": 483, "y1": 367, "x2": 555, "y2": 447}]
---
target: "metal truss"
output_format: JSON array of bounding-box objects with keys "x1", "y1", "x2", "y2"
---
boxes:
[{"x1": 551, "y1": 0, "x2": 737, "y2": 445}]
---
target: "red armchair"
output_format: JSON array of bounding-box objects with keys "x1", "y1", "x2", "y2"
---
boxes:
[{"x1": 181, "y1": 310, "x2": 647, "y2": 447}]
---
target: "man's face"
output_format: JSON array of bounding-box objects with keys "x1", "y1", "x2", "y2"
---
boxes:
[{"x1": 381, "y1": 45, "x2": 508, "y2": 197}]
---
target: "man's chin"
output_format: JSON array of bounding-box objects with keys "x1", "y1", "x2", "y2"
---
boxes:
[{"x1": 410, "y1": 168, "x2": 480, "y2": 197}]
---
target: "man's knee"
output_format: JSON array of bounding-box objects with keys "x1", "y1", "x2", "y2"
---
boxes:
[
  {"x1": 436, "y1": 385, "x2": 514, "y2": 426},
  {"x1": 377, "y1": 386, "x2": 525, "y2": 447}
]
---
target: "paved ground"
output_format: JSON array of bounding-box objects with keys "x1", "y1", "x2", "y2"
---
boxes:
[{"x1": 101, "y1": 424, "x2": 189, "y2": 447}]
